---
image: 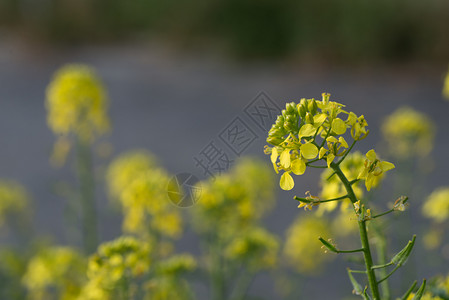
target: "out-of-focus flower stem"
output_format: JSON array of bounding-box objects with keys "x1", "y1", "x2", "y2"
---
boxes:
[
  {"x1": 331, "y1": 162, "x2": 381, "y2": 300},
  {"x1": 76, "y1": 138, "x2": 98, "y2": 254}
]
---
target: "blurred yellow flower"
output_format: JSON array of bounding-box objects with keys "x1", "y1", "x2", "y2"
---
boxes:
[
  {"x1": 382, "y1": 106, "x2": 435, "y2": 158},
  {"x1": 46, "y1": 64, "x2": 109, "y2": 142},
  {"x1": 423, "y1": 187, "x2": 449, "y2": 223},
  {"x1": 284, "y1": 216, "x2": 334, "y2": 274},
  {"x1": 225, "y1": 227, "x2": 279, "y2": 271},
  {"x1": 79, "y1": 236, "x2": 151, "y2": 300},
  {"x1": 106, "y1": 150, "x2": 157, "y2": 200},
  {"x1": 22, "y1": 247, "x2": 86, "y2": 300},
  {"x1": 443, "y1": 67, "x2": 449, "y2": 100},
  {"x1": 0, "y1": 180, "x2": 30, "y2": 227},
  {"x1": 106, "y1": 151, "x2": 182, "y2": 239},
  {"x1": 192, "y1": 158, "x2": 275, "y2": 234}
]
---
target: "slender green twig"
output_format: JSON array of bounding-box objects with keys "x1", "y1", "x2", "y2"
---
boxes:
[
  {"x1": 377, "y1": 265, "x2": 401, "y2": 284},
  {"x1": 372, "y1": 209, "x2": 395, "y2": 219}
]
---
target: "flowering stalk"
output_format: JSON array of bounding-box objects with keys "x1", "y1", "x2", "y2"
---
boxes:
[
  {"x1": 331, "y1": 162, "x2": 381, "y2": 299},
  {"x1": 265, "y1": 93, "x2": 425, "y2": 299}
]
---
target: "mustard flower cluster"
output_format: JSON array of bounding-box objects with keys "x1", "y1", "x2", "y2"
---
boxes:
[
  {"x1": 382, "y1": 106, "x2": 435, "y2": 158},
  {"x1": 79, "y1": 236, "x2": 151, "y2": 300},
  {"x1": 192, "y1": 158, "x2": 275, "y2": 230},
  {"x1": 225, "y1": 227, "x2": 279, "y2": 271},
  {"x1": 46, "y1": 64, "x2": 109, "y2": 142},
  {"x1": 264, "y1": 93, "x2": 394, "y2": 191},
  {"x1": 106, "y1": 151, "x2": 182, "y2": 239},
  {"x1": 145, "y1": 254, "x2": 197, "y2": 300},
  {"x1": 22, "y1": 247, "x2": 86, "y2": 300},
  {"x1": 422, "y1": 187, "x2": 449, "y2": 223},
  {"x1": 0, "y1": 180, "x2": 29, "y2": 227},
  {"x1": 283, "y1": 215, "x2": 333, "y2": 273}
]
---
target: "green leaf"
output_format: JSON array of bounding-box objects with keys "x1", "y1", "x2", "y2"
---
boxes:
[
  {"x1": 280, "y1": 172, "x2": 294, "y2": 190},
  {"x1": 301, "y1": 143, "x2": 318, "y2": 160},
  {"x1": 391, "y1": 235, "x2": 416, "y2": 267},
  {"x1": 298, "y1": 124, "x2": 317, "y2": 138},
  {"x1": 331, "y1": 118, "x2": 347, "y2": 135},
  {"x1": 291, "y1": 158, "x2": 306, "y2": 175},
  {"x1": 411, "y1": 280, "x2": 426, "y2": 300}
]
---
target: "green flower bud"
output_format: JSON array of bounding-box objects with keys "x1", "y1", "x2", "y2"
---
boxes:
[
  {"x1": 267, "y1": 136, "x2": 284, "y2": 146},
  {"x1": 299, "y1": 104, "x2": 307, "y2": 119},
  {"x1": 308, "y1": 99, "x2": 318, "y2": 115},
  {"x1": 305, "y1": 112, "x2": 314, "y2": 125},
  {"x1": 281, "y1": 109, "x2": 287, "y2": 118},
  {"x1": 275, "y1": 115, "x2": 285, "y2": 127},
  {"x1": 286, "y1": 102, "x2": 297, "y2": 115}
]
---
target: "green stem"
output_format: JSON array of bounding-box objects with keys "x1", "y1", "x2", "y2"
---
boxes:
[
  {"x1": 373, "y1": 225, "x2": 391, "y2": 299},
  {"x1": 76, "y1": 138, "x2": 98, "y2": 254},
  {"x1": 331, "y1": 163, "x2": 381, "y2": 300}
]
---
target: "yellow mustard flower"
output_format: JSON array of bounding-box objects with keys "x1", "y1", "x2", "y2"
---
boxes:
[
  {"x1": 357, "y1": 149, "x2": 395, "y2": 191},
  {"x1": 266, "y1": 93, "x2": 369, "y2": 191},
  {"x1": 22, "y1": 247, "x2": 86, "y2": 300},
  {"x1": 46, "y1": 64, "x2": 109, "y2": 142},
  {"x1": 284, "y1": 216, "x2": 334, "y2": 274},
  {"x1": 382, "y1": 106, "x2": 435, "y2": 158},
  {"x1": 423, "y1": 187, "x2": 449, "y2": 223}
]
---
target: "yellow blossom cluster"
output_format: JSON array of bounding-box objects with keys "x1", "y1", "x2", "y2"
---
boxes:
[
  {"x1": 0, "y1": 180, "x2": 29, "y2": 227},
  {"x1": 382, "y1": 106, "x2": 435, "y2": 158},
  {"x1": 78, "y1": 236, "x2": 151, "y2": 300},
  {"x1": 46, "y1": 64, "x2": 109, "y2": 142},
  {"x1": 283, "y1": 216, "x2": 334, "y2": 273},
  {"x1": 106, "y1": 151, "x2": 182, "y2": 239},
  {"x1": 422, "y1": 187, "x2": 449, "y2": 223},
  {"x1": 22, "y1": 247, "x2": 86, "y2": 300}
]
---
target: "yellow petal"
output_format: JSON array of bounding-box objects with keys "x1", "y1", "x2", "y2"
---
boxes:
[
  {"x1": 298, "y1": 124, "x2": 317, "y2": 138},
  {"x1": 319, "y1": 147, "x2": 327, "y2": 159},
  {"x1": 301, "y1": 143, "x2": 318, "y2": 160},
  {"x1": 280, "y1": 172, "x2": 295, "y2": 190},
  {"x1": 280, "y1": 149, "x2": 291, "y2": 168},
  {"x1": 380, "y1": 161, "x2": 395, "y2": 172},
  {"x1": 366, "y1": 149, "x2": 377, "y2": 161},
  {"x1": 313, "y1": 114, "x2": 327, "y2": 127},
  {"x1": 270, "y1": 147, "x2": 278, "y2": 164},
  {"x1": 326, "y1": 153, "x2": 335, "y2": 167},
  {"x1": 291, "y1": 157, "x2": 306, "y2": 175},
  {"x1": 338, "y1": 136, "x2": 348, "y2": 148},
  {"x1": 331, "y1": 118, "x2": 347, "y2": 135}
]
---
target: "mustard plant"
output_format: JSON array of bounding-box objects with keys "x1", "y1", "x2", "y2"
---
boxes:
[
  {"x1": 46, "y1": 64, "x2": 110, "y2": 254},
  {"x1": 264, "y1": 93, "x2": 426, "y2": 299}
]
